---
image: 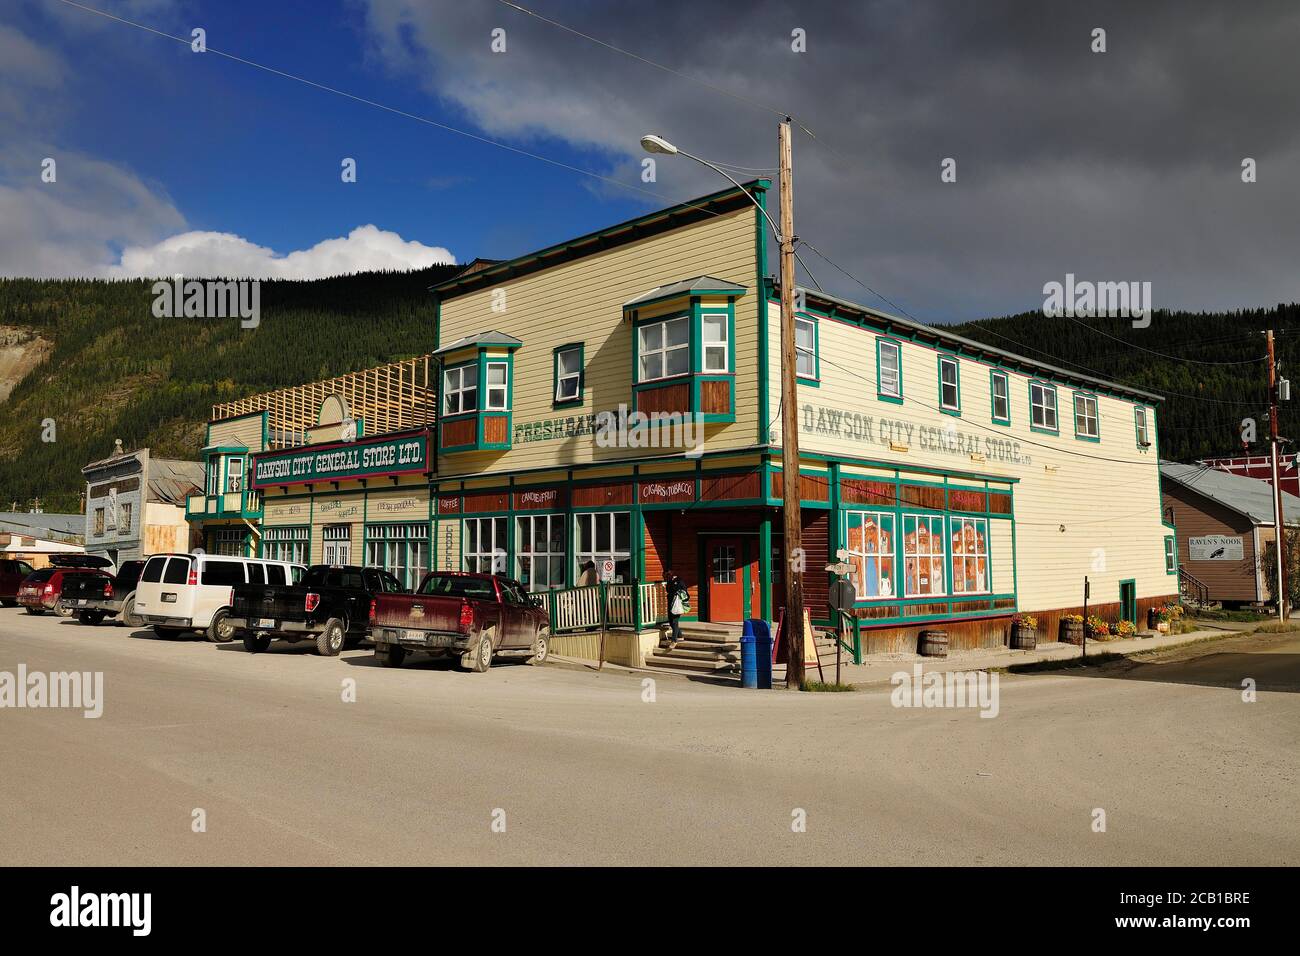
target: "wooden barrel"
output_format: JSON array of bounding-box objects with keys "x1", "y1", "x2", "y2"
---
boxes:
[
  {"x1": 918, "y1": 629, "x2": 949, "y2": 658},
  {"x1": 1010, "y1": 624, "x2": 1037, "y2": 650},
  {"x1": 1060, "y1": 620, "x2": 1084, "y2": 646}
]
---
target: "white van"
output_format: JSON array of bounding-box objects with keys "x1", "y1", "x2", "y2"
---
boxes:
[{"x1": 133, "y1": 553, "x2": 306, "y2": 642}]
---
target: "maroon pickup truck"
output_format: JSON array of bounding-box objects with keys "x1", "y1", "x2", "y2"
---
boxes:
[{"x1": 368, "y1": 571, "x2": 550, "y2": 671}]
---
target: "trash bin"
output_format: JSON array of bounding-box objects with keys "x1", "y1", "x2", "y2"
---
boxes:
[{"x1": 741, "y1": 619, "x2": 773, "y2": 689}]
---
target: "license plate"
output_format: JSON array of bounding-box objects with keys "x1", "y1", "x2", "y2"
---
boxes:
[
  {"x1": 403, "y1": 629, "x2": 425, "y2": 642},
  {"x1": 74, "y1": 599, "x2": 87, "y2": 606},
  {"x1": 256, "y1": 618, "x2": 275, "y2": 628}
]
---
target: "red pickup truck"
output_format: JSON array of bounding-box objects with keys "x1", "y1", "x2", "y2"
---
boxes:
[{"x1": 368, "y1": 571, "x2": 550, "y2": 671}]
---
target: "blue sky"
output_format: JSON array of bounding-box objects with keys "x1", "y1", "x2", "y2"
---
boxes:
[{"x1": 3, "y1": 1, "x2": 1299, "y2": 321}]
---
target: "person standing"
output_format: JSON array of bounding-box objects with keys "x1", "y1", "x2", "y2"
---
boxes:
[
  {"x1": 664, "y1": 570, "x2": 688, "y2": 650},
  {"x1": 577, "y1": 559, "x2": 598, "y2": 587}
]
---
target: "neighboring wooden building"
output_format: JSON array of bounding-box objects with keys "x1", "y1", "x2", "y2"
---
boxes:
[
  {"x1": 1198, "y1": 453, "x2": 1300, "y2": 498},
  {"x1": 1161, "y1": 461, "x2": 1300, "y2": 606},
  {"x1": 82, "y1": 444, "x2": 203, "y2": 566}
]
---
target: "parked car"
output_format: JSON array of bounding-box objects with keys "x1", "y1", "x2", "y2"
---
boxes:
[
  {"x1": 229, "y1": 564, "x2": 407, "y2": 656},
  {"x1": 368, "y1": 571, "x2": 550, "y2": 671},
  {"x1": 0, "y1": 558, "x2": 36, "y2": 607},
  {"x1": 132, "y1": 553, "x2": 306, "y2": 642},
  {"x1": 15, "y1": 554, "x2": 115, "y2": 615},
  {"x1": 59, "y1": 559, "x2": 147, "y2": 626}
]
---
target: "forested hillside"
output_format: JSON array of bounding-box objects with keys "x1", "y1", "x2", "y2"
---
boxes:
[
  {"x1": 0, "y1": 267, "x2": 1295, "y2": 514},
  {"x1": 0, "y1": 267, "x2": 457, "y2": 512}
]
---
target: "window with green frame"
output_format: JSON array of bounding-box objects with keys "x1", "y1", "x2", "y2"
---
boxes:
[
  {"x1": 1073, "y1": 391, "x2": 1100, "y2": 441},
  {"x1": 1164, "y1": 535, "x2": 1176, "y2": 573},
  {"x1": 876, "y1": 337, "x2": 902, "y2": 403},
  {"x1": 1029, "y1": 380, "x2": 1059, "y2": 433},
  {"x1": 938, "y1": 355, "x2": 960, "y2": 414},
  {"x1": 553, "y1": 344, "x2": 583, "y2": 406},
  {"x1": 795, "y1": 315, "x2": 818, "y2": 382},
  {"x1": 990, "y1": 370, "x2": 1011, "y2": 425},
  {"x1": 1135, "y1": 405, "x2": 1152, "y2": 447}
]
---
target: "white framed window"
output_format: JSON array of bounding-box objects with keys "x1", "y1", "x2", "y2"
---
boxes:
[
  {"x1": 226, "y1": 457, "x2": 244, "y2": 494},
  {"x1": 795, "y1": 316, "x2": 817, "y2": 378},
  {"x1": 555, "y1": 346, "x2": 582, "y2": 403},
  {"x1": 638, "y1": 316, "x2": 689, "y2": 381},
  {"x1": 903, "y1": 514, "x2": 946, "y2": 597},
  {"x1": 1135, "y1": 406, "x2": 1151, "y2": 447},
  {"x1": 365, "y1": 523, "x2": 429, "y2": 590},
  {"x1": 207, "y1": 458, "x2": 220, "y2": 496},
  {"x1": 701, "y1": 313, "x2": 729, "y2": 372},
  {"x1": 949, "y1": 516, "x2": 990, "y2": 595},
  {"x1": 485, "y1": 361, "x2": 509, "y2": 410},
  {"x1": 1074, "y1": 392, "x2": 1099, "y2": 439},
  {"x1": 574, "y1": 512, "x2": 631, "y2": 583},
  {"x1": 212, "y1": 528, "x2": 248, "y2": 557},
  {"x1": 1030, "y1": 382, "x2": 1058, "y2": 431},
  {"x1": 1164, "y1": 535, "x2": 1176, "y2": 572},
  {"x1": 878, "y1": 339, "x2": 901, "y2": 398},
  {"x1": 443, "y1": 364, "x2": 479, "y2": 415},
  {"x1": 322, "y1": 524, "x2": 351, "y2": 564},
  {"x1": 845, "y1": 511, "x2": 896, "y2": 599},
  {"x1": 939, "y1": 356, "x2": 959, "y2": 411},
  {"x1": 515, "y1": 514, "x2": 565, "y2": 591},
  {"x1": 264, "y1": 526, "x2": 309, "y2": 564},
  {"x1": 463, "y1": 516, "x2": 507, "y2": 574},
  {"x1": 991, "y1": 370, "x2": 1010, "y2": 423}
]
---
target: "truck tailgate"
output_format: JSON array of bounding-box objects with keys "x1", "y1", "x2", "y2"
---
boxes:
[
  {"x1": 372, "y1": 593, "x2": 465, "y2": 632},
  {"x1": 232, "y1": 585, "x2": 309, "y2": 622}
]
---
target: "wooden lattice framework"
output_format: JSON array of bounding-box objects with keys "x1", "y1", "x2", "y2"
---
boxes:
[{"x1": 211, "y1": 355, "x2": 435, "y2": 448}]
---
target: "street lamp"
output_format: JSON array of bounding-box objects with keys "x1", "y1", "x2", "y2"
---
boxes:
[{"x1": 641, "y1": 124, "x2": 808, "y2": 688}]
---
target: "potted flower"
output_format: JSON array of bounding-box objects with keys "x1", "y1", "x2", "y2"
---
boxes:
[
  {"x1": 1115, "y1": 619, "x2": 1137, "y2": 638},
  {"x1": 1010, "y1": 613, "x2": 1038, "y2": 649},
  {"x1": 1086, "y1": 615, "x2": 1111, "y2": 640},
  {"x1": 1060, "y1": 613, "x2": 1084, "y2": 645}
]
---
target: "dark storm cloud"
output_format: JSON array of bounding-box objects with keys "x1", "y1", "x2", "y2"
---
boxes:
[{"x1": 362, "y1": 0, "x2": 1300, "y2": 321}]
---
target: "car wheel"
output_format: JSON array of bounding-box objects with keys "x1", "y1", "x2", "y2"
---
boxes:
[
  {"x1": 316, "y1": 618, "x2": 345, "y2": 657},
  {"x1": 206, "y1": 609, "x2": 236, "y2": 643},
  {"x1": 122, "y1": 596, "x2": 142, "y2": 628},
  {"x1": 376, "y1": 644, "x2": 406, "y2": 668},
  {"x1": 24, "y1": 607, "x2": 45, "y2": 615},
  {"x1": 243, "y1": 633, "x2": 272, "y2": 653},
  {"x1": 465, "y1": 631, "x2": 493, "y2": 673},
  {"x1": 528, "y1": 629, "x2": 550, "y2": 665},
  {"x1": 77, "y1": 610, "x2": 107, "y2": 626}
]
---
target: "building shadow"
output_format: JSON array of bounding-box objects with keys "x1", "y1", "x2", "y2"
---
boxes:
[{"x1": 1011, "y1": 649, "x2": 1300, "y2": 694}]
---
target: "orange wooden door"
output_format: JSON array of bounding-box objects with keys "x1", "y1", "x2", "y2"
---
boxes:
[{"x1": 707, "y1": 537, "x2": 746, "y2": 622}]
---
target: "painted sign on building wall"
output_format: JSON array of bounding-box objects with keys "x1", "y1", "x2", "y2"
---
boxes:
[
  {"x1": 1188, "y1": 535, "x2": 1245, "y2": 561},
  {"x1": 251, "y1": 432, "x2": 430, "y2": 488},
  {"x1": 790, "y1": 404, "x2": 1032, "y2": 467}
]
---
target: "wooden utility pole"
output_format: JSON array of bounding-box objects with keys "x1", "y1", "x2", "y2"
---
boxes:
[
  {"x1": 779, "y1": 118, "x2": 807, "y2": 689},
  {"x1": 1267, "y1": 330, "x2": 1287, "y2": 619}
]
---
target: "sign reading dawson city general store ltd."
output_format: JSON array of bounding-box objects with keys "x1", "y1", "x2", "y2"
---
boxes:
[
  {"x1": 251, "y1": 433, "x2": 430, "y2": 488},
  {"x1": 790, "y1": 404, "x2": 1033, "y2": 467}
]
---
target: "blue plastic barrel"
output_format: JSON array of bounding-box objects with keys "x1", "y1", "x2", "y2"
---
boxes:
[{"x1": 741, "y1": 619, "x2": 773, "y2": 689}]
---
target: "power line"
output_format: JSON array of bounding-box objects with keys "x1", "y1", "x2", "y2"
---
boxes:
[{"x1": 1059, "y1": 313, "x2": 1266, "y2": 366}]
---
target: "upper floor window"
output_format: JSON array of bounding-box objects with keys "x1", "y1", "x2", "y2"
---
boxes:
[
  {"x1": 444, "y1": 364, "x2": 478, "y2": 415},
  {"x1": 990, "y1": 370, "x2": 1010, "y2": 424},
  {"x1": 485, "y1": 361, "x2": 509, "y2": 410},
  {"x1": 701, "y1": 313, "x2": 729, "y2": 373},
  {"x1": 1135, "y1": 406, "x2": 1151, "y2": 447},
  {"x1": 638, "y1": 316, "x2": 688, "y2": 381},
  {"x1": 554, "y1": 345, "x2": 583, "y2": 405},
  {"x1": 227, "y1": 457, "x2": 244, "y2": 493},
  {"x1": 93, "y1": 508, "x2": 105, "y2": 536},
  {"x1": 207, "y1": 459, "x2": 220, "y2": 496},
  {"x1": 119, "y1": 502, "x2": 132, "y2": 534},
  {"x1": 1073, "y1": 392, "x2": 1099, "y2": 440},
  {"x1": 795, "y1": 316, "x2": 817, "y2": 379},
  {"x1": 938, "y1": 356, "x2": 960, "y2": 412},
  {"x1": 1164, "y1": 535, "x2": 1176, "y2": 573},
  {"x1": 1030, "y1": 381, "x2": 1058, "y2": 432},
  {"x1": 877, "y1": 338, "x2": 902, "y2": 400}
]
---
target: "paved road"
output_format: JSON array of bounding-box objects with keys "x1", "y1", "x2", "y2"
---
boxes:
[{"x1": 1, "y1": 611, "x2": 1297, "y2": 865}]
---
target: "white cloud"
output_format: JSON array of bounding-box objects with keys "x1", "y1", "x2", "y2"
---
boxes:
[{"x1": 104, "y1": 225, "x2": 456, "y2": 279}]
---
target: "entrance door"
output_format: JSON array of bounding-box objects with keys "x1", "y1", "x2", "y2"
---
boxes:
[
  {"x1": 1119, "y1": 580, "x2": 1137, "y2": 627},
  {"x1": 323, "y1": 525, "x2": 351, "y2": 565},
  {"x1": 706, "y1": 537, "x2": 756, "y2": 622}
]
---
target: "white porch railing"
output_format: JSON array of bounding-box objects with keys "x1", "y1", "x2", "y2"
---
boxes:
[{"x1": 538, "y1": 581, "x2": 669, "y2": 633}]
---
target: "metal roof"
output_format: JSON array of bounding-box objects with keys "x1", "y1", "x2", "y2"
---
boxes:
[
  {"x1": 623, "y1": 276, "x2": 748, "y2": 309},
  {"x1": 432, "y1": 332, "x2": 523, "y2": 357},
  {"x1": 0, "y1": 512, "x2": 84, "y2": 539},
  {"x1": 1160, "y1": 460, "x2": 1300, "y2": 526},
  {"x1": 148, "y1": 459, "x2": 205, "y2": 505}
]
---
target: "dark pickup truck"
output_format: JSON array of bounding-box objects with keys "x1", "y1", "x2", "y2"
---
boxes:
[
  {"x1": 229, "y1": 564, "x2": 407, "y2": 656},
  {"x1": 60, "y1": 559, "x2": 147, "y2": 626},
  {"x1": 369, "y1": 571, "x2": 550, "y2": 671}
]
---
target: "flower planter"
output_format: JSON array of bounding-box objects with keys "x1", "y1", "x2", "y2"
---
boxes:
[
  {"x1": 1060, "y1": 619, "x2": 1084, "y2": 645},
  {"x1": 1010, "y1": 622, "x2": 1038, "y2": 650}
]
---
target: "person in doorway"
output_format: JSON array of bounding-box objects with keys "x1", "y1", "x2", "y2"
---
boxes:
[
  {"x1": 577, "y1": 560, "x2": 598, "y2": 587},
  {"x1": 664, "y1": 570, "x2": 688, "y2": 650}
]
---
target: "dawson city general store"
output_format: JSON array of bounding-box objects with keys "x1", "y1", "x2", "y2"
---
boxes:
[{"x1": 185, "y1": 179, "x2": 1177, "y2": 653}]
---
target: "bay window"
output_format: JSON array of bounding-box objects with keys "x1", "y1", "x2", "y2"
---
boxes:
[
  {"x1": 701, "y1": 312, "x2": 729, "y2": 373},
  {"x1": 444, "y1": 364, "x2": 478, "y2": 415},
  {"x1": 485, "y1": 361, "x2": 509, "y2": 410},
  {"x1": 638, "y1": 316, "x2": 689, "y2": 381}
]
